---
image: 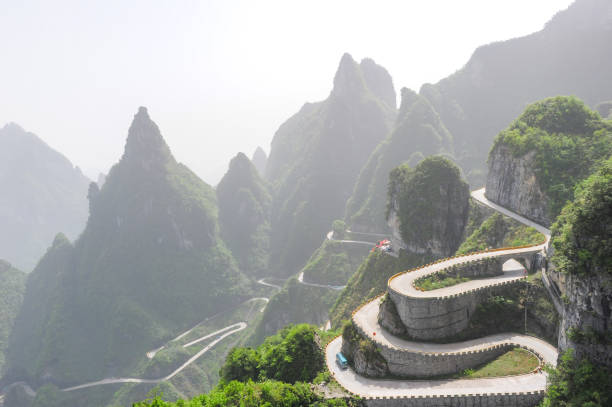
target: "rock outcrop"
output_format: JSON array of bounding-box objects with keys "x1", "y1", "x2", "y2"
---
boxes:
[
  {"x1": 387, "y1": 156, "x2": 470, "y2": 257},
  {"x1": 486, "y1": 145, "x2": 550, "y2": 226},
  {"x1": 251, "y1": 146, "x2": 267, "y2": 176},
  {"x1": 558, "y1": 272, "x2": 612, "y2": 368}
]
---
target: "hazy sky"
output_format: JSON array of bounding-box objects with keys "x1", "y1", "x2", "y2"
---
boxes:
[{"x1": 0, "y1": 0, "x2": 574, "y2": 184}]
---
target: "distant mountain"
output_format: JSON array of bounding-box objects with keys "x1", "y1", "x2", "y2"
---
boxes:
[
  {"x1": 345, "y1": 89, "x2": 453, "y2": 232},
  {"x1": 6, "y1": 107, "x2": 246, "y2": 388},
  {"x1": 0, "y1": 260, "x2": 26, "y2": 376},
  {"x1": 217, "y1": 152, "x2": 271, "y2": 276},
  {"x1": 266, "y1": 53, "x2": 397, "y2": 275},
  {"x1": 0, "y1": 123, "x2": 90, "y2": 271},
  {"x1": 420, "y1": 0, "x2": 612, "y2": 185},
  {"x1": 250, "y1": 146, "x2": 267, "y2": 176}
]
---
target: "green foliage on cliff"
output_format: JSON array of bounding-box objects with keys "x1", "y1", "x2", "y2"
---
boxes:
[
  {"x1": 217, "y1": 152, "x2": 271, "y2": 276},
  {"x1": 421, "y1": 0, "x2": 612, "y2": 185},
  {"x1": 302, "y1": 239, "x2": 369, "y2": 286},
  {"x1": 541, "y1": 349, "x2": 612, "y2": 407},
  {"x1": 329, "y1": 250, "x2": 431, "y2": 328},
  {"x1": 7, "y1": 108, "x2": 246, "y2": 387},
  {"x1": 134, "y1": 380, "x2": 359, "y2": 407},
  {"x1": 457, "y1": 212, "x2": 544, "y2": 254},
  {"x1": 0, "y1": 260, "x2": 25, "y2": 375},
  {"x1": 221, "y1": 324, "x2": 323, "y2": 384},
  {"x1": 251, "y1": 278, "x2": 337, "y2": 344},
  {"x1": 345, "y1": 89, "x2": 452, "y2": 232},
  {"x1": 491, "y1": 96, "x2": 612, "y2": 217},
  {"x1": 387, "y1": 156, "x2": 469, "y2": 255},
  {"x1": 552, "y1": 157, "x2": 612, "y2": 276},
  {"x1": 266, "y1": 54, "x2": 396, "y2": 276}
]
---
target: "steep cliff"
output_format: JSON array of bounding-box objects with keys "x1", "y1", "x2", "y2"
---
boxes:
[
  {"x1": 486, "y1": 96, "x2": 612, "y2": 226},
  {"x1": 420, "y1": 0, "x2": 612, "y2": 186},
  {"x1": 0, "y1": 123, "x2": 90, "y2": 271},
  {"x1": 250, "y1": 146, "x2": 267, "y2": 176},
  {"x1": 6, "y1": 107, "x2": 246, "y2": 389},
  {"x1": 217, "y1": 152, "x2": 271, "y2": 276},
  {"x1": 553, "y1": 158, "x2": 612, "y2": 368},
  {"x1": 345, "y1": 88, "x2": 453, "y2": 233},
  {"x1": 266, "y1": 53, "x2": 396, "y2": 275},
  {"x1": 387, "y1": 156, "x2": 470, "y2": 257}
]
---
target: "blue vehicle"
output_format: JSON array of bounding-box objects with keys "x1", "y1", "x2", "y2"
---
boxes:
[{"x1": 336, "y1": 352, "x2": 348, "y2": 369}]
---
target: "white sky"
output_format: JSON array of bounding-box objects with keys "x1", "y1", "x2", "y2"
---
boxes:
[{"x1": 0, "y1": 0, "x2": 574, "y2": 184}]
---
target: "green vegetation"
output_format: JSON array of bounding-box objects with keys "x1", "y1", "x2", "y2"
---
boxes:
[
  {"x1": 341, "y1": 321, "x2": 385, "y2": 368},
  {"x1": 6, "y1": 108, "x2": 247, "y2": 390},
  {"x1": 541, "y1": 349, "x2": 612, "y2": 407},
  {"x1": 0, "y1": 260, "x2": 25, "y2": 375},
  {"x1": 345, "y1": 89, "x2": 453, "y2": 232},
  {"x1": 457, "y1": 212, "x2": 544, "y2": 254},
  {"x1": 551, "y1": 157, "x2": 612, "y2": 276},
  {"x1": 415, "y1": 274, "x2": 470, "y2": 291},
  {"x1": 387, "y1": 156, "x2": 469, "y2": 256},
  {"x1": 437, "y1": 277, "x2": 558, "y2": 345},
  {"x1": 331, "y1": 219, "x2": 346, "y2": 240},
  {"x1": 266, "y1": 54, "x2": 396, "y2": 276},
  {"x1": 132, "y1": 324, "x2": 360, "y2": 407},
  {"x1": 420, "y1": 0, "x2": 612, "y2": 186},
  {"x1": 301, "y1": 239, "x2": 369, "y2": 286},
  {"x1": 221, "y1": 324, "x2": 322, "y2": 384},
  {"x1": 329, "y1": 250, "x2": 432, "y2": 328},
  {"x1": 133, "y1": 380, "x2": 360, "y2": 407},
  {"x1": 251, "y1": 278, "x2": 337, "y2": 344},
  {"x1": 491, "y1": 96, "x2": 612, "y2": 217},
  {"x1": 217, "y1": 152, "x2": 271, "y2": 276},
  {"x1": 459, "y1": 348, "x2": 539, "y2": 378}
]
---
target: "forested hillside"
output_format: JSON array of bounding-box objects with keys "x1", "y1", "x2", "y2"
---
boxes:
[
  {"x1": 266, "y1": 54, "x2": 397, "y2": 275},
  {"x1": 420, "y1": 0, "x2": 612, "y2": 185},
  {"x1": 6, "y1": 108, "x2": 247, "y2": 392},
  {"x1": 217, "y1": 152, "x2": 271, "y2": 276},
  {"x1": 345, "y1": 89, "x2": 453, "y2": 232}
]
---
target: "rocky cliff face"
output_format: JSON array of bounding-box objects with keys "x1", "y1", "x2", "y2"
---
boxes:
[
  {"x1": 387, "y1": 156, "x2": 470, "y2": 257},
  {"x1": 559, "y1": 272, "x2": 612, "y2": 368},
  {"x1": 486, "y1": 144, "x2": 550, "y2": 226}
]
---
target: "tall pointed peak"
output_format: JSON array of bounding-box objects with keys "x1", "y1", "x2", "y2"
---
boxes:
[
  {"x1": 251, "y1": 146, "x2": 267, "y2": 176},
  {"x1": 332, "y1": 53, "x2": 366, "y2": 97},
  {"x1": 122, "y1": 106, "x2": 173, "y2": 169},
  {"x1": 360, "y1": 58, "x2": 396, "y2": 108},
  {"x1": 398, "y1": 88, "x2": 420, "y2": 116}
]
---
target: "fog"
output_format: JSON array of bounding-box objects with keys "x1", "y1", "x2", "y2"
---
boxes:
[{"x1": 0, "y1": 0, "x2": 573, "y2": 184}]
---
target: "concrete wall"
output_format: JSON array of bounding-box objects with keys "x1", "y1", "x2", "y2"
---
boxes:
[
  {"x1": 364, "y1": 391, "x2": 545, "y2": 407},
  {"x1": 352, "y1": 313, "x2": 512, "y2": 378},
  {"x1": 387, "y1": 258, "x2": 524, "y2": 340}
]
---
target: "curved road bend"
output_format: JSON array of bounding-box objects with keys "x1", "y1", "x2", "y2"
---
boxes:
[
  {"x1": 60, "y1": 298, "x2": 270, "y2": 392},
  {"x1": 63, "y1": 322, "x2": 247, "y2": 392},
  {"x1": 326, "y1": 337, "x2": 549, "y2": 398},
  {"x1": 147, "y1": 297, "x2": 269, "y2": 359},
  {"x1": 329, "y1": 188, "x2": 558, "y2": 398}
]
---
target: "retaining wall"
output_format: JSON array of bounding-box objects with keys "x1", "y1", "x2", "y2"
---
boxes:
[
  {"x1": 364, "y1": 391, "x2": 545, "y2": 407},
  {"x1": 352, "y1": 313, "x2": 513, "y2": 377},
  {"x1": 388, "y1": 272, "x2": 525, "y2": 341}
]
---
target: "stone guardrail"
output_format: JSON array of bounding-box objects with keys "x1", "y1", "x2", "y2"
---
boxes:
[
  {"x1": 387, "y1": 239, "x2": 546, "y2": 288},
  {"x1": 350, "y1": 297, "x2": 546, "y2": 377},
  {"x1": 325, "y1": 332, "x2": 546, "y2": 406},
  {"x1": 363, "y1": 391, "x2": 545, "y2": 407}
]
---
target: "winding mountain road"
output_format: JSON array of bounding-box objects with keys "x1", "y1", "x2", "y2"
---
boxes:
[{"x1": 327, "y1": 188, "x2": 559, "y2": 400}]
